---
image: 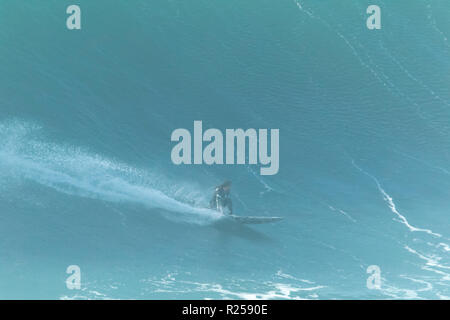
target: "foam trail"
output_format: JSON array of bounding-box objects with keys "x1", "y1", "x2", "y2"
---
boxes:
[
  {"x1": 294, "y1": 0, "x2": 450, "y2": 138},
  {"x1": 0, "y1": 120, "x2": 221, "y2": 225},
  {"x1": 141, "y1": 271, "x2": 325, "y2": 300},
  {"x1": 380, "y1": 41, "x2": 450, "y2": 108},
  {"x1": 425, "y1": 2, "x2": 450, "y2": 49},
  {"x1": 351, "y1": 160, "x2": 441, "y2": 237},
  {"x1": 246, "y1": 165, "x2": 275, "y2": 196},
  {"x1": 293, "y1": 0, "x2": 399, "y2": 97},
  {"x1": 404, "y1": 246, "x2": 450, "y2": 281},
  {"x1": 327, "y1": 204, "x2": 356, "y2": 223},
  {"x1": 437, "y1": 243, "x2": 450, "y2": 252}
]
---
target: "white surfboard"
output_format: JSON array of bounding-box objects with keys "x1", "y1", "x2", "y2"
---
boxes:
[{"x1": 227, "y1": 214, "x2": 283, "y2": 224}]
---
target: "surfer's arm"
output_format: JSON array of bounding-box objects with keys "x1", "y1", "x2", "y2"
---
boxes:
[{"x1": 210, "y1": 188, "x2": 222, "y2": 211}]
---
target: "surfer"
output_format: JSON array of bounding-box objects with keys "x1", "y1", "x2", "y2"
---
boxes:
[{"x1": 210, "y1": 181, "x2": 233, "y2": 215}]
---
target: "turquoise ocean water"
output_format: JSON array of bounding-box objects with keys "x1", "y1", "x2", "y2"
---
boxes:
[{"x1": 1, "y1": 0, "x2": 450, "y2": 299}]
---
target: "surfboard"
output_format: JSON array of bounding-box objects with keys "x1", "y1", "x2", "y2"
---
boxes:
[{"x1": 227, "y1": 214, "x2": 283, "y2": 224}]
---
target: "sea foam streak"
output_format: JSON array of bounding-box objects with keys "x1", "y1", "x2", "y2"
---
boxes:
[
  {"x1": 351, "y1": 160, "x2": 441, "y2": 237},
  {"x1": 0, "y1": 120, "x2": 221, "y2": 225}
]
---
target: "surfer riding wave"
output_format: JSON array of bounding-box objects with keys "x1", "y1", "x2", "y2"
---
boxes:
[
  {"x1": 209, "y1": 180, "x2": 233, "y2": 215},
  {"x1": 208, "y1": 180, "x2": 283, "y2": 224}
]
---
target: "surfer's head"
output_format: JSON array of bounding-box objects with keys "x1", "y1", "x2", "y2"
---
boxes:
[{"x1": 221, "y1": 180, "x2": 232, "y2": 191}]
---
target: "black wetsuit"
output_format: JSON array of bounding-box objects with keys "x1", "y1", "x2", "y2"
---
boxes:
[{"x1": 210, "y1": 186, "x2": 232, "y2": 214}]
